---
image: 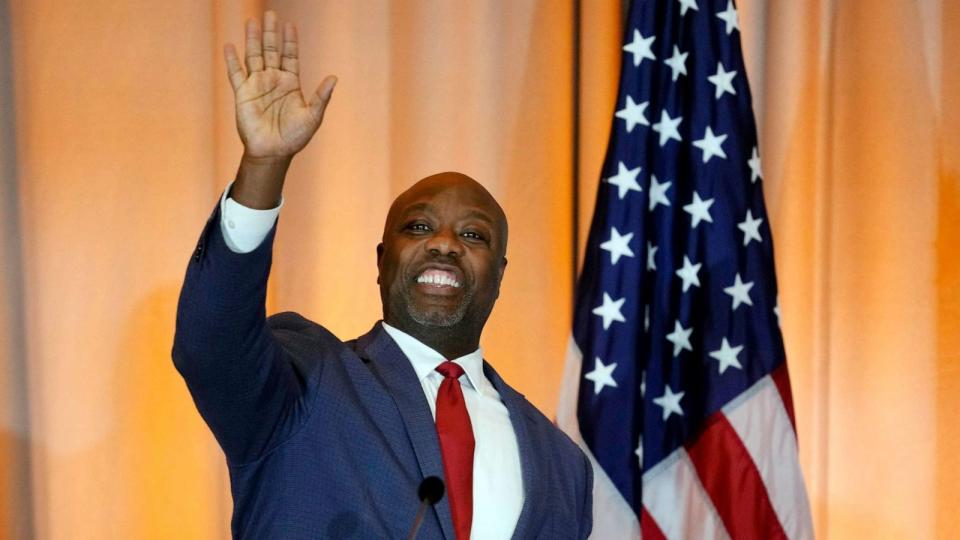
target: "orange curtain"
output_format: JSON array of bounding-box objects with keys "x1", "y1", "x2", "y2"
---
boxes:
[{"x1": 1, "y1": 0, "x2": 957, "y2": 538}]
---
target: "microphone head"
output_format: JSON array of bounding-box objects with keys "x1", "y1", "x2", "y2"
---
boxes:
[{"x1": 417, "y1": 476, "x2": 445, "y2": 504}]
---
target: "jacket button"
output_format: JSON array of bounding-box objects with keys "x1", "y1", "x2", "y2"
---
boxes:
[{"x1": 193, "y1": 244, "x2": 204, "y2": 262}]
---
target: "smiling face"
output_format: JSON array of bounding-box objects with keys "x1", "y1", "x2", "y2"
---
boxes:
[{"x1": 377, "y1": 172, "x2": 508, "y2": 355}]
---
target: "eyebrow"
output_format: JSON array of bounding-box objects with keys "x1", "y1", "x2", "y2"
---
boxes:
[{"x1": 400, "y1": 203, "x2": 494, "y2": 225}]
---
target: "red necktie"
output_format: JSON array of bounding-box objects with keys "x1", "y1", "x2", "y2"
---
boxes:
[{"x1": 434, "y1": 361, "x2": 475, "y2": 540}]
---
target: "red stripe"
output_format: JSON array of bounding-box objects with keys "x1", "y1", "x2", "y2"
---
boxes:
[
  {"x1": 771, "y1": 363, "x2": 797, "y2": 433},
  {"x1": 685, "y1": 413, "x2": 788, "y2": 540},
  {"x1": 640, "y1": 506, "x2": 668, "y2": 540}
]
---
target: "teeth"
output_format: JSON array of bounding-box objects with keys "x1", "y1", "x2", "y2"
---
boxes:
[{"x1": 417, "y1": 270, "x2": 461, "y2": 288}]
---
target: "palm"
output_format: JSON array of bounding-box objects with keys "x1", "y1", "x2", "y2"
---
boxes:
[
  {"x1": 224, "y1": 13, "x2": 336, "y2": 159},
  {"x1": 235, "y1": 70, "x2": 316, "y2": 157}
]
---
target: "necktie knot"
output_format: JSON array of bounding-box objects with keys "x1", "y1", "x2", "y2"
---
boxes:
[{"x1": 436, "y1": 361, "x2": 465, "y2": 380}]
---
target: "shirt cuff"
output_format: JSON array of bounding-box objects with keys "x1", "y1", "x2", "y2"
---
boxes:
[{"x1": 219, "y1": 181, "x2": 283, "y2": 253}]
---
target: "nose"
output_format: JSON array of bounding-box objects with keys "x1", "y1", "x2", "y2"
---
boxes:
[{"x1": 425, "y1": 227, "x2": 463, "y2": 258}]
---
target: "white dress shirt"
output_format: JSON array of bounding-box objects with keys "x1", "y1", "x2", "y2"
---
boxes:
[{"x1": 219, "y1": 183, "x2": 524, "y2": 538}]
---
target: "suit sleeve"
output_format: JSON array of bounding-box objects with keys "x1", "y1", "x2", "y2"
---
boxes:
[{"x1": 172, "y1": 200, "x2": 309, "y2": 465}]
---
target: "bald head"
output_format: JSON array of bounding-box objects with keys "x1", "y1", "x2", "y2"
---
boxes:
[{"x1": 383, "y1": 172, "x2": 508, "y2": 257}]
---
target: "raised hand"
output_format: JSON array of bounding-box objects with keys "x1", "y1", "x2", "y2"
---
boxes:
[{"x1": 224, "y1": 11, "x2": 336, "y2": 160}]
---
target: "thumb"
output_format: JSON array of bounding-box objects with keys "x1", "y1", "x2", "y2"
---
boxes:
[{"x1": 308, "y1": 75, "x2": 338, "y2": 124}]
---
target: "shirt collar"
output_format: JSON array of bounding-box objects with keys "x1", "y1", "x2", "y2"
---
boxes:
[{"x1": 381, "y1": 321, "x2": 486, "y2": 392}]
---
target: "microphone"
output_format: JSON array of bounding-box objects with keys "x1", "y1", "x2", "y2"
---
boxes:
[{"x1": 406, "y1": 476, "x2": 445, "y2": 540}]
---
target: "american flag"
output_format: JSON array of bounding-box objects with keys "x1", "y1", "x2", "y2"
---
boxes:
[{"x1": 556, "y1": 0, "x2": 814, "y2": 538}]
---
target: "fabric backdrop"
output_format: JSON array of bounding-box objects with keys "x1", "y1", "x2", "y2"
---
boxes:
[{"x1": 0, "y1": 0, "x2": 956, "y2": 538}]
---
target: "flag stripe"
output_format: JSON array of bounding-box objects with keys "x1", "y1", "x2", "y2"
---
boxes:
[
  {"x1": 686, "y1": 412, "x2": 788, "y2": 540},
  {"x1": 771, "y1": 362, "x2": 798, "y2": 431},
  {"x1": 640, "y1": 506, "x2": 668, "y2": 540},
  {"x1": 724, "y1": 376, "x2": 814, "y2": 540},
  {"x1": 643, "y1": 449, "x2": 731, "y2": 540}
]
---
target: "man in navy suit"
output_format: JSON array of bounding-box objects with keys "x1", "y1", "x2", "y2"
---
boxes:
[{"x1": 173, "y1": 10, "x2": 592, "y2": 539}]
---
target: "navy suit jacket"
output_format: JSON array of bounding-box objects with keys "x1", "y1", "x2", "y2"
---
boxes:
[{"x1": 172, "y1": 205, "x2": 593, "y2": 539}]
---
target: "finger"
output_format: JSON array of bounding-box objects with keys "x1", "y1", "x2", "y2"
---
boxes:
[
  {"x1": 308, "y1": 76, "x2": 338, "y2": 124},
  {"x1": 281, "y1": 22, "x2": 299, "y2": 74},
  {"x1": 244, "y1": 18, "x2": 264, "y2": 72},
  {"x1": 223, "y1": 44, "x2": 246, "y2": 91},
  {"x1": 262, "y1": 10, "x2": 280, "y2": 69}
]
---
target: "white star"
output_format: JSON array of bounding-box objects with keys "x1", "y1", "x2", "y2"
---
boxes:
[
  {"x1": 652, "y1": 110, "x2": 683, "y2": 147},
  {"x1": 623, "y1": 29, "x2": 656, "y2": 67},
  {"x1": 677, "y1": 0, "x2": 699, "y2": 16},
  {"x1": 675, "y1": 255, "x2": 702, "y2": 292},
  {"x1": 748, "y1": 146, "x2": 762, "y2": 183},
  {"x1": 692, "y1": 126, "x2": 728, "y2": 163},
  {"x1": 600, "y1": 226, "x2": 635, "y2": 265},
  {"x1": 707, "y1": 62, "x2": 737, "y2": 99},
  {"x1": 738, "y1": 209, "x2": 763, "y2": 246},
  {"x1": 709, "y1": 338, "x2": 744, "y2": 374},
  {"x1": 593, "y1": 292, "x2": 626, "y2": 329},
  {"x1": 724, "y1": 273, "x2": 755, "y2": 310},
  {"x1": 653, "y1": 385, "x2": 685, "y2": 420},
  {"x1": 774, "y1": 300, "x2": 781, "y2": 325},
  {"x1": 648, "y1": 175, "x2": 672, "y2": 211},
  {"x1": 615, "y1": 95, "x2": 650, "y2": 132},
  {"x1": 646, "y1": 242, "x2": 658, "y2": 271},
  {"x1": 644, "y1": 305, "x2": 650, "y2": 332},
  {"x1": 716, "y1": 0, "x2": 740, "y2": 35},
  {"x1": 584, "y1": 356, "x2": 619, "y2": 395},
  {"x1": 606, "y1": 161, "x2": 643, "y2": 199},
  {"x1": 665, "y1": 320, "x2": 693, "y2": 357},
  {"x1": 663, "y1": 46, "x2": 689, "y2": 82},
  {"x1": 640, "y1": 371, "x2": 647, "y2": 397},
  {"x1": 683, "y1": 191, "x2": 715, "y2": 228}
]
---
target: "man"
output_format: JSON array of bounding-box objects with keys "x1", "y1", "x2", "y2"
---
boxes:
[{"x1": 173, "y1": 11, "x2": 592, "y2": 539}]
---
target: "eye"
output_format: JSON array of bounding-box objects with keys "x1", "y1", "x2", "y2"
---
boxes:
[
  {"x1": 405, "y1": 222, "x2": 432, "y2": 233},
  {"x1": 461, "y1": 231, "x2": 487, "y2": 241}
]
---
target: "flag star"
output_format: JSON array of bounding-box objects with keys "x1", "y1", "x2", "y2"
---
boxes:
[
  {"x1": 675, "y1": 255, "x2": 702, "y2": 292},
  {"x1": 640, "y1": 371, "x2": 646, "y2": 397},
  {"x1": 600, "y1": 226, "x2": 635, "y2": 265},
  {"x1": 716, "y1": 0, "x2": 740, "y2": 35},
  {"x1": 774, "y1": 299, "x2": 781, "y2": 325},
  {"x1": 653, "y1": 385, "x2": 685, "y2": 420},
  {"x1": 677, "y1": 0, "x2": 699, "y2": 16},
  {"x1": 584, "y1": 356, "x2": 619, "y2": 395},
  {"x1": 683, "y1": 191, "x2": 715, "y2": 228},
  {"x1": 724, "y1": 272, "x2": 755, "y2": 310},
  {"x1": 615, "y1": 95, "x2": 650, "y2": 132},
  {"x1": 593, "y1": 292, "x2": 627, "y2": 329},
  {"x1": 665, "y1": 320, "x2": 693, "y2": 357},
  {"x1": 692, "y1": 126, "x2": 728, "y2": 163},
  {"x1": 748, "y1": 146, "x2": 763, "y2": 183},
  {"x1": 646, "y1": 242, "x2": 658, "y2": 271},
  {"x1": 648, "y1": 175, "x2": 672, "y2": 211},
  {"x1": 651, "y1": 110, "x2": 683, "y2": 146},
  {"x1": 709, "y1": 338, "x2": 744, "y2": 374},
  {"x1": 738, "y1": 209, "x2": 764, "y2": 246},
  {"x1": 707, "y1": 62, "x2": 737, "y2": 99},
  {"x1": 623, "y1": 29, "x2": 656, "y2": 67},
  {"x1": 663, "y1": 46, "x2": 689, "y2": 82},
  {"x1": 644, "y1": 304, "x2": 650, "y2": 332},
  {"x1": 606, "y1": 161, "x2": 643, "y2": 199}
]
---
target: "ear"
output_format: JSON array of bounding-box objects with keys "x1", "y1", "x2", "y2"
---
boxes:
[{"x1": 376, "y1": 243, "x2": 384, "y2": 284}]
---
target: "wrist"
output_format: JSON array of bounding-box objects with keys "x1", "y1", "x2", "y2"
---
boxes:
[{"x1": 232, "y1": 154, "x2": 293, "y2": 209}]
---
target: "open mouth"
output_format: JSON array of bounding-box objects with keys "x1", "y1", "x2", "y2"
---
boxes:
[{"x1": 415, "y1": 268, "x2": 462, "y2": 289}]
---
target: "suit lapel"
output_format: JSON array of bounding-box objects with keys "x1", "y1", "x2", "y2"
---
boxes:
[
  {"x1": 353, "y1": 323, "x2": 457, "y2": 540},
  {"x1": 483, "y1": 362, "x2": 546, "y2": 540}
]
